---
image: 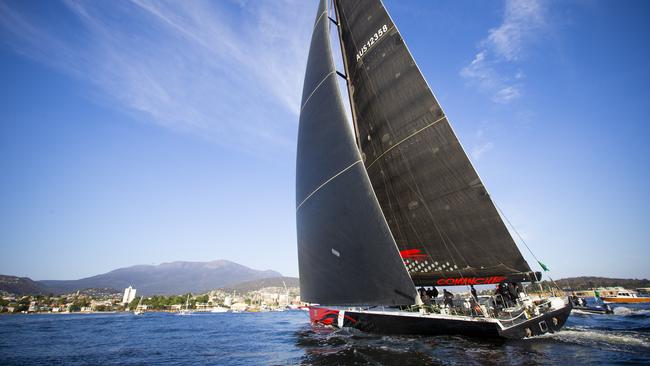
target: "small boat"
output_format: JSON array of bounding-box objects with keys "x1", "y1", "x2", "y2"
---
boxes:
[
  {"x1": 568, "y1": 295, "x2": 612, "y2": 314},
  {"x1": 573, "y1": 305, "x2": 613, "y2": 314},
  {"x1": 295, "y1": 0, "x2": 572, "y2": 340},
  {"x1": 133, "y1": 296, "x2": 144, "y2": 315},
  {"x1": 602, "y1": 289, "x2": 650, "y2": 304},
  {"x1": 178, "y1": 294, "x2": 193, "y2": 315},
  {"x1": 210, "y1": 306, "x2": 229, "y2": 313}
]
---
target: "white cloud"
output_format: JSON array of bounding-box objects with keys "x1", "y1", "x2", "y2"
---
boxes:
[
  {"x1": 0, "y1": 0, "x2": 314, "y2": 155},
  {"x1": 487, "y1": 0, "x2": 544, "y2": 61},
  {"x1": 471, "y1": 141, "x2": 495, "y2": 160},
  {"x1": 493, "y1": 86, "x2": 521, "y2": 103},
  {"x1": 460, "y1": 0, "x2": 545, "y2": 104}
]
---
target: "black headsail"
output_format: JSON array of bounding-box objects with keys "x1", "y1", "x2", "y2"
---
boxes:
[
  {"x1": 334, "y1": 0, "x2": 538, "y2": 286},
  {"x1": 296, "y1": 0, "x2": 416, "y2": 306}
]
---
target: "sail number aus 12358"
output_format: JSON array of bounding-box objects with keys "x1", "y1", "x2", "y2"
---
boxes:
[{"x1": 356, "y1": 24, "x2": 388, "y2": 62}]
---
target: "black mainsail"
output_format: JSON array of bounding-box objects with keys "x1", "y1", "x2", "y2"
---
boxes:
[
  {"x1": 334, "y1": 0, "x2": 536, "y2": 285},
  {"x1": 296, "y1": 0, "x2": 416, "y2": 306}
]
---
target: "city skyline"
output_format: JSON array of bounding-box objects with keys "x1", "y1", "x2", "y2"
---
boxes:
[{"x1": 1, "y1": 0, "x2": 649, "y2": 281}]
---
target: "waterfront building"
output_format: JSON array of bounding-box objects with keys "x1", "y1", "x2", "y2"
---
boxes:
[
  {"x1": 122, "y1": 286, "x2": 137, "y2": 305},
  {"x1": 90, "y1": 299, "x2": 113, "y2": 310},
  {"x1": 230, "y1": 302, "x2": 248, "y2": 312}
]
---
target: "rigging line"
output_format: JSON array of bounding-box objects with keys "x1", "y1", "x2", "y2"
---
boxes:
[
  {"x1": 300, "y1": 71, "x2": 336, "y2": 112},
  {"x1": 296, "y1": 160, "x2": 362, "y2": 211},
  {"x1": 494, "y1": 202, "x2": 562, "y2": 291},
  {"x1": 493, "y1": 202, "x2": 541, "y2": 264},
  {"x1": 366, "y1": 116, "x2": 447, "y2": 169}
]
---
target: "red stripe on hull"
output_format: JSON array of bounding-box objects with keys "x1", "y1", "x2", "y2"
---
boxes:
[{"x1": 309, "y1": 306, "x2": 339, "y2": 326}]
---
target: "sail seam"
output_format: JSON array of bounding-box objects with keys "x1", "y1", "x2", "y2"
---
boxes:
[
  {"x1": 366, "y1": 116, "x2": 447, "y2": 169},
  {"x1": 296, "y1": 160, "x2": 362, "y2": 211},
  {"x1": 300, "y1": 71, "x2": 336, "y2": 112},
  {"x1": 313, "y1": 10, "x2": 328, "y2": 30}
]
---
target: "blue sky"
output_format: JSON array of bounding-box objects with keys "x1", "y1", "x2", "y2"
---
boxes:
[{"x1": 1, "y1": 0, "x2": 648, "y2": 281}]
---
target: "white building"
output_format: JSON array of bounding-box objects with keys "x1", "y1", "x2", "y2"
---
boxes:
[{"x1": 122, "y1": 286, "x2": 137, "y2": 304}]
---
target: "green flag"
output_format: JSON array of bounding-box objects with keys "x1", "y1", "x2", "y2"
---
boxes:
[{"x1": 538, "y1": 261, "x2": 549, "y2": 272}]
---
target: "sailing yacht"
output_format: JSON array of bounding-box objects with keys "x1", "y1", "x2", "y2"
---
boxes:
[
  {"x1": 296, "y1": 0, "x2": 572, "y2": 339},
  {"x1": 178, "y1": 294, "x2": 193, "y2": 315},
  {"x1": 133, "y1": 296, "x2": 144, "y2": 315}
]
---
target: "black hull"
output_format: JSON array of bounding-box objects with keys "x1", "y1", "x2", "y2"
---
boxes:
[{"x1": 310, "y1": 304, "x2": 572, "y2": 340}]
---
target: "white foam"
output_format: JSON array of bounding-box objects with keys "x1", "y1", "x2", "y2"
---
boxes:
[
  {"x1": 572, "y1": 309, "x2": 605, "y2": 316},
  {"x1": 614, "y1": 307, "x2": 633, "y2": 315},
  {"x1": 542, "y1": 328, "x2": 649, "y2": 348},
  {"x1": 613, "y1": 307, "x2": 650, "y2": 316}
]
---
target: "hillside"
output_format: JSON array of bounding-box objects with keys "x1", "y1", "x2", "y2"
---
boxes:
[
  {"x1": 0, "y1": 275, "x2": 51, "y2": 296},
  {"x1": 552, "y1": 276, "x2": 650, "y2": 290},
  {"x1": 39, "y1": 260, "x2": 282, "y2": 295},
  {"x1": 222, "y1": 276, "x2": 299, "y2": 292}
]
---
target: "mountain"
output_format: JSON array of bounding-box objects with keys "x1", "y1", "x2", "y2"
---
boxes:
[
  {"x1": 0, "y1": 275, "x2": 51, "y2": 296},
  {"x1": 223, "y1": 276, "x2": 299, "y2": 292},
  {"x1": 39, "y1": 260, "x2": 282, "y2": 295}
]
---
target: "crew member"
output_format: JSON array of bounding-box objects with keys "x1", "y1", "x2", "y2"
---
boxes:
[
  {"x1": 469, "y1": 295, "x2": 482, "y2": 317},
  {"x1": 515, "y1": 283, "x2": 523, "y2": 298},
  {"x1": 508, "y1": 282, "x2": 518, "y2": 305},
  {"x1": 497, "y1": 283, "x2": 510, "y2": 307},
  {"x1": 418, "y1": 287, "x2": 428, "y2": 306},
  {"x1": 443, "y1": 289, "x2": 454, "y2": 307}
]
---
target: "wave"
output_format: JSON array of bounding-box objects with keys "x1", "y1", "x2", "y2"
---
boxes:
[
  {"x1": 571, "y1": 309, "x2": 610, "y2": 316},
  {"x1": 613, "y1": 307, "x2": 650, "y2": 316},
  {"x1": 539, "y1": 327, "x2": 650, "y2": 349}
]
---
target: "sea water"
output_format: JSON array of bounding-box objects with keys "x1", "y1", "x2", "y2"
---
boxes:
[{"x1": 1, "y1": 303, "x2": 648, "y2": 365}]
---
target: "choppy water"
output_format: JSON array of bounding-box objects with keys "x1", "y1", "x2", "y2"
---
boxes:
[{"x1": 1, "y1": 303, "x2": 648, "y2": 365}]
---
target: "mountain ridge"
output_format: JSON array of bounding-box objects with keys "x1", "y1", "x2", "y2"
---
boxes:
[
  {"x1": 0, "y1": 275, "x2": 51, "y2": 296},
  {"x1": 28, "y1": 260, "x2": 281, "y2": 295},
  {"x1": 552, "y1": 276, "x2": 650, "y2": 290}
]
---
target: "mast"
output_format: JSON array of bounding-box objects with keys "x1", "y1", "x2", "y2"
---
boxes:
[{"x1": 332, "y1": 0, "x2": 362, "y2": 151}]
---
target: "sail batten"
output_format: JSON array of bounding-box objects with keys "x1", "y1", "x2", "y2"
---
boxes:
[{"x1": 334, "y1": 0, "x2": 533, "y2": 283}]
